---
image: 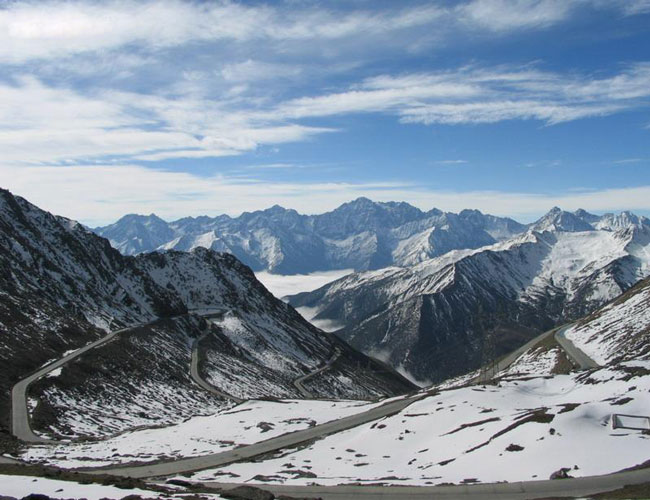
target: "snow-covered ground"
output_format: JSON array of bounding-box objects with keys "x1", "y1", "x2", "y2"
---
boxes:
[
  {"x1": 188, "y1": 362, "x2": 650, "y2": 486},
  {"x1": 565, "y1": 279, "x2": 650, "y2": 364},
  {"x1": 255, "y1": 269, "x2": 353, "y2": 300},
  {"x1": 21, "y1": 399, "x2": 380, "y2": 468},
  {"x1": 0, "y1": 475, "x2": 178, "y2": 500}
]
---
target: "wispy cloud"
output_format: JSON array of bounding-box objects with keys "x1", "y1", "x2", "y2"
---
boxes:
[
  {"x1": 0, "y1": 1, "x2": 444, "y2": 63},
  {"x1": 612, "y1": 158, "x2": 647, "y2": 164},
  {"x1": 1, "y1": 0, "x2": 645, "y2": 65},
  {"x1": 433, "y1": 160, "x2": 468, "y2": 165},
  {"x1": 2, "y1": 62, "x2": 649, "y2": 165},
  {"x1": 458, "y1": 0, "x2": 574, "y2": 32},
  {"x1": 273, "y1": 64, "x2": 650, "y2": 126},
  {"x1": 622, "y1": 0, "x2": 650, "y2": 15}
]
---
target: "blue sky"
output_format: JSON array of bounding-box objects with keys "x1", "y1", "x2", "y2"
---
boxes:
[{"x1": 1, "y1": 0, "x2": 649, "y2": 225}]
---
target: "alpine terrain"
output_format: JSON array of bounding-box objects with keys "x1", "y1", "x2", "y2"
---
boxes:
[
  {"x1": 95, "y1": 198, "x2": 527, "y2": 273},
  {"x1": 181, "y1": 277, "x2": 650, "y2": 487},
  {"x1": 289, "y1": 207, "x2": 650, "y2": 383},
  {"x1": 0, "y1": 188, "x2": 413, "y2": 440}
]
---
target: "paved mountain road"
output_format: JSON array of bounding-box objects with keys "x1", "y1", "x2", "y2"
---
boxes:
[
  {"x1": 474, "y1": 321, "x2": 600, "y2": 384},
  {"x1": 87, "y1": 393, "x2": 423, "y2": 478},
  {"x1": 10, "y1": 322, "x2": 155, "y2": 443},
  {"x1": 473, "y1": 326, "x2": 561, "y2": 383},
  {"x1": 190, "y1": 330, "x2": 244, "y2": 403},
  {"x1": 190, "y1": 313, "x2": 244, "y2": 404},
  {"x1": 208, "y1": 468, "x2": 650, "y2": 500},
  {"x1": 11, "y1": 311, "x2": 618, "y2": 498},
  {"x1": 293, "y1": 347, "x2": 342, "y2": 398},
  {"x1": 555, "y1": 325, "x2": 600, "y2": 369}
]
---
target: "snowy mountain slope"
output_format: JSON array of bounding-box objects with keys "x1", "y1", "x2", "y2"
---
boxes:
[
  {"x1": 29, "y1": 316, "x2": 227, "y2": 438},
  {"x1": 0, "y1": 188, "x2": 186, "y2": 435},
  {"x1": 95, "y1": 198, "x2": 528, "y2": 273},
  {"x1": 563, "y1": 276, "x2": 650, "y2": 365},
  {"x1": 95, "y1": 200, "x2": 650, "y2": 277},
  {"x1": 190, "y1": 361, "x2": 650, "y2": 486},
  {"x1": 529, "y1": 206, "x2": 595, "y2": 233},
  {"x1": 289, "y1": 220, "x2": 650, "y2": 382},
  {"x1": 0, "y1": 189, "x2": 186, "y2": 329},
  {"x1": 0, "y1": 188, "x2": 414, "y2": 440},
  {"x1": 188, "y1": 295, "x2": 650, "y2": 487},
  {"x1": 95, "y1": 213, "x2": 177, "y2": 256}
]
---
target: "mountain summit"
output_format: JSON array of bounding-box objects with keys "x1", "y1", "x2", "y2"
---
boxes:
[{"x1": 95, "y1": 199, "x2": 533, "y2": 273}]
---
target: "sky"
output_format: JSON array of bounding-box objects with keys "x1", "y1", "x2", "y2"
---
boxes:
[{"x1": 1, "y1": 0, "x2": 649, "y2": 226}]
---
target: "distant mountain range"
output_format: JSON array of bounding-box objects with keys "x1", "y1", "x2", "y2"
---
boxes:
[
  {"x1": 289, "y1": 207, "x2": 650, "y2": 383},
  {"x1": 94, "y1": 199, "x2": 649, "y2": 275},
  {"x1": 0, "y1": 188, "x2": 412, "y2": 438},
  {"x1": 94, "y1": 198, "x2": 530, "y2": 273}
]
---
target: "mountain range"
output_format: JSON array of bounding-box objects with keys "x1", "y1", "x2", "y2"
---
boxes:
[
  {"x1": 94, "y1": 199, "x2": 649, "y2": 276},
  {"x1": 94, "y1": 198, "x2": 529, "y2": 273},
  {"x1": 0, "y1": 188, "x2": 412, "y2": 439},
  {"x1": 289, "y1": 207, "x2": 650, "y2": 383}
]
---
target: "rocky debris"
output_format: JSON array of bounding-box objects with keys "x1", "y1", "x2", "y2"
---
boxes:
[{"x1": 550, "y1": 467, "x2": 573, "y2": 479}]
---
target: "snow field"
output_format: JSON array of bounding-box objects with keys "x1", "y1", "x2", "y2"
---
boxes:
[
  {"x1": 20, "y1": 399, "x2": 380, "y2": 468},
  {"x1": 0, "y1": 475, "x2": 177, "y2": 500},
  {"x1": 188, "y1": 363, "x2": 650, "y2": 486}
]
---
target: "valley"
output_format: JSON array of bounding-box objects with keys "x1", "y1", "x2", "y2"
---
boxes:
[
  {"x1": 1, "y1": 189, "x2": 650, "y2": 500},
  {"x1": 3, "y1": 2, "x2": 650, "y2": 498}
]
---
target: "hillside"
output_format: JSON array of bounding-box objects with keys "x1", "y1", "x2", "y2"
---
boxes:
[
  {"x1": 289, "y1": 214, "x2": 650, "y2": 383},
  {"x1": 0, "y1": 188, "x2": 413, "y2": 440}
]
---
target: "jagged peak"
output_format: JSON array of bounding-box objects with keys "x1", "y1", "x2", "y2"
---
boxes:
[
  {"x1": 111, "y1": 213, "x2": 167, "y2": 225},
  {"x1": 530, "y1": 207, "x2": 594, "y2": 233}
]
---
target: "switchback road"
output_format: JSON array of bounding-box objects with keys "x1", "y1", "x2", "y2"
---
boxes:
[
  {"x1": 293, "y1": 347, "x2": 342, "y2": 398},
  {"x1": 10, "y1": 323, "x2": 153, "y2": 443},
  {"x1": 190, "y1": 327, "x2": 244, "y2": 404}
]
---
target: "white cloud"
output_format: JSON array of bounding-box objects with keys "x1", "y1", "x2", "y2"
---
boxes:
[
  {"x1": 3, "y1": 0, "x2": 645, "y2": 66},
  {"x1": 273, "y1": 64, "x2": 650, "y2": 125},
  {"x1": 1, "y1": 62, "x2": 649, "y2": 165},
  {"x1": 458, "y1": 0, "x2": 574, "y2": 32},
  {"x1": 434, "y1": 160, "x2": 468, "y2": 165},
  {"x1": 0, "y1": 76, "x2": 335, "y2": 163},
  {"x1": 220, "y1": 60, "x2": 302, "y2": 83},
  {"x1": 622, "y1": 0, "x2": 650, "y2": 15},
  {"x1": 612, "y1": 158, "x2": 646, "y2": 164},
  {"x1": 3, "y1": 163, "x2": 650, "y2": 226},
  {"x1": 0, "y1": 1, "x2": 444, "y2": 63}
]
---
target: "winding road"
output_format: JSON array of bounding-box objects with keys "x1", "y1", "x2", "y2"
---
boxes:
[
  {"x1": 190, "y1": 313, "x2": 244, "y2": 404},
  {"x1": 10, "y1": 313, "x2": 624, "y2": 498},
  {"x1": 293, "y1": 347, "x2": 342, "y2": 398},
  {"x1": 11, "y1": 322, "x2": 154, "y2": 444},
  {"x1": 474, "y1": 326, "x2": 561, "y2": 383},
  {"x1": 474, "y1": 322, "x2": 600, "y2": 384}
]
